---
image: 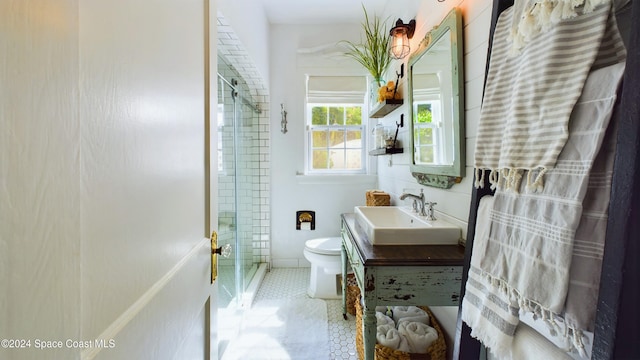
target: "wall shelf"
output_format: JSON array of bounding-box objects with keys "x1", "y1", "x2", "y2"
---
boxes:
[
  {"x1": 368, "y1": 148, "x2": 403, "y2": 156},
  {"x1": 369, "y1": 99, "x2": 403, "y2": 118}
]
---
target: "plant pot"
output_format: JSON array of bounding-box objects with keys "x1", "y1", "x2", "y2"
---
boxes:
[{"x1": 369, "y1": 77, "x2": 385, "y2": 110}]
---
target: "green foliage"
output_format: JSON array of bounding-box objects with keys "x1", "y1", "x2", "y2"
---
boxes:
[
  {"x1": 414, "y1": 109, "x2": 435, "y2": 163},
  {"x1": 328, "y1": 107, "x2": 343, "y2": 125},
  {"x1": 414, "y1": 103, "x2": 435, "y2": 163},
  {"x1": 311, "y1": 105, "x2": 362, "y2": 126},
  {"x1": 340, "y1": 6, "x2": 391, "y2": 81},
  {"x1": 345, "y1": 107, "x2": 362, "y2": 125},
  {"x1": 311, "y1": 107, "x2": 327, "y2": 125},
  {"x1": 416, "y1": 104, "x2": 433, "y2": 123}
]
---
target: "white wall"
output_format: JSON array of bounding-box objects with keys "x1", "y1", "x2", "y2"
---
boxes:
[{"x1": 268, "y1": 23, "x2": 382, "y2": 267}]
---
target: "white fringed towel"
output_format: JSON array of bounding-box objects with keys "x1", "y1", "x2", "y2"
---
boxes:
[
  {"x1": 397, "y1": 322, "x2": 439, "y2": 354},
  {"x1": 462, "y1": 0, "x2": 627, "y2": 355},
  {"x1": 508, "y1": 0, "x2": 610, "y2": 54},
  {"x1": 473, "y1": 0, "x2": 626, "y2": 192},
  {"x1": 462, "y1": 60, "x2": 625, "y2": 358}
]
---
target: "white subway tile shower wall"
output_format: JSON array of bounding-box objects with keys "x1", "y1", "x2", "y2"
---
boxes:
[{"x1": 217, "y1": 14, "x2": 271, "y2": 265}]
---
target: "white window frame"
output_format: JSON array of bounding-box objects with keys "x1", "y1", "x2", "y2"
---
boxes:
[
  {"x1": 413, "y1": 99, "x2": 446, "y2": 165},
  {"x1": 305, "y1": 102, "x2": 367, "y2": 175}
]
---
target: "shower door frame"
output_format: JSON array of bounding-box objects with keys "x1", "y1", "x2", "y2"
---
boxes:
[{"x1": 216, "y1": 72, "x2": 260, "y2": 308}]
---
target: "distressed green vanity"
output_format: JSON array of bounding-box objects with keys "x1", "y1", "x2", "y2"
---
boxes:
[{"x1": 340, "y1": 213, "x2": 465, "y2": 360}]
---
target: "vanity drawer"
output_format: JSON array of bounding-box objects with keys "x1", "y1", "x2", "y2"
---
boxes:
[
  {"x1": 341, "y1": 228, "x2": 359, "y2": 265},
  {"x1": 341, "y1": 229, "x2": 364, "y2": 290},
  {"x1": 351, "y1": 263, "x2": 364, "y2": 291}
]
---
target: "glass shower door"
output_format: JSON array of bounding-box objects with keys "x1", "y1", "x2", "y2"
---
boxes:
[
  {"x1": 216, "y1": 70, "x2": 261, "y2": 357},
  {"x1": 217, "y1": 75, "x2": 259, "y2": 308},
  {"x1": 217, "y1": 76, "x2": 238, "y2": 309}
]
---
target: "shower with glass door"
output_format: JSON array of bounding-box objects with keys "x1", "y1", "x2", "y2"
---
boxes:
[
  {"x1": 216, "y1": 55, "x2": 263, "y2": 313},
  {"x1": 216, "y1": 55, "x2": 266, "y2": 357}
]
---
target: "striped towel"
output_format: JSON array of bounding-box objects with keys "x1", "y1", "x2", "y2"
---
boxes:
[
  {"x1": 474, "y1": 0, "x2": 626, "y2": 192},
  {"x1": 463, "y1": 61, "x2": 625, "y2": 358},
  {"x1": 462, "y1": 0, "x2": 627, "y2": 356}
]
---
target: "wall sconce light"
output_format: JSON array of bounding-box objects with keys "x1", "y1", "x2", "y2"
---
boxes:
[{"x1": 388, "y1": 18, "x2": 416, "y2": 60}]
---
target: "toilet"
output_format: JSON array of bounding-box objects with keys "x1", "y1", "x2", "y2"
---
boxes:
[{"x1": 303, "y1": 237, "x2": 343, "y2": 299}]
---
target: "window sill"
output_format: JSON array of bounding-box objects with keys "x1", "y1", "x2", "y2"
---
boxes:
[{"x1": 295, "y1": 174, "x2": 377, "y2": 185}]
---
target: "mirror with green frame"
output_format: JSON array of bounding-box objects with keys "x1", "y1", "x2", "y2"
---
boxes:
[{"x1": 408, "y1": 8, "x2": 465, "y2": 189}]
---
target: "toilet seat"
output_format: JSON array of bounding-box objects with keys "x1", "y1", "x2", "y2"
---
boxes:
[{"x1": 304, "y1": 237, "x2": 342, "y2": 255}]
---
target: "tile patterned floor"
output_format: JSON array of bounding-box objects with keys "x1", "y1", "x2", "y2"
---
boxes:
[{"x1": 250, "y1": 268, "x2": 358, "y2": 360}]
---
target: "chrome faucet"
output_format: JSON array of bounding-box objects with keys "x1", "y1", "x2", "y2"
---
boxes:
[
  {"x1": 400, "y1": 189, "x2": 426, "y2": 217},
  {"x1": 399, "y1": 190, "x2": 438, "y2": 220}
]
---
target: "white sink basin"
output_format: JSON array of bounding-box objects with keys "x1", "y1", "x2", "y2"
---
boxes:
[{"x1": 353, "y1": 206, "x2": 461, "y2": 245}]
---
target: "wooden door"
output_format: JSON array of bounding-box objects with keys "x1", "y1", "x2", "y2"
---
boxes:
[
  {"x1": 0, "y1": 0, "x2": 218, "y2": 359},
  {"x1": 78, "y1": 0, "x2": 217, "y2": 359}
]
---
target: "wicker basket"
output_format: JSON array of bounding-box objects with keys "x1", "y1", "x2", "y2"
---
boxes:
[
  {"x1": 366, "y1": 190, "x2": 390, "y2": 206},
  {"x1": 344, "y1": 273, "x2": 360, "y2": 316},
  {"x1": 355, "y1": 299, "x2": 447, "y2": 360}
]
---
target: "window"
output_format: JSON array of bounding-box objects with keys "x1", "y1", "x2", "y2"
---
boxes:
[
  {"x1": 413, "y1": 100, "x2": 443, "y2": 164},
  {"x1": 308, "y1": 104, "x2": 364, "y2": 171},
  {"x1": 412, "y1": 72, "x2": 451, "y2": 165},
  {"x1": 306, "y1": 76, "x2": 367, "y2": 174}
]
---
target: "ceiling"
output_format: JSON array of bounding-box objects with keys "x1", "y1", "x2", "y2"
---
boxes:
[{"x1": 259, "y1": 0, "x2": 412, "y2": 25}]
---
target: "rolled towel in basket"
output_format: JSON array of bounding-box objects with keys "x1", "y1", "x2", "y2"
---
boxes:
[
  {"x1": 376, "y1": 324, "x2": 401, "y2": 350},
  {"x1": 397, "y1": 322, "x2": 438, "y2": 354},
  {"x1": 377, "y1": 325, "x2": 411, "y2": 352},
  {"x1": 376, "y1": 312, "x2": 395, "y2": 327},
  {"x1": 391, "y1": 306, "x2": 430, "y2": 326},
  {"x1": 398, "y1": 334, "x2": 411, "y2": 352}
]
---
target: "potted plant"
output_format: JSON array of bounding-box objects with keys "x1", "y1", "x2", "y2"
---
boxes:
[{"x1": 340, "y1": 6, "x2": 391, "y2": 103}]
